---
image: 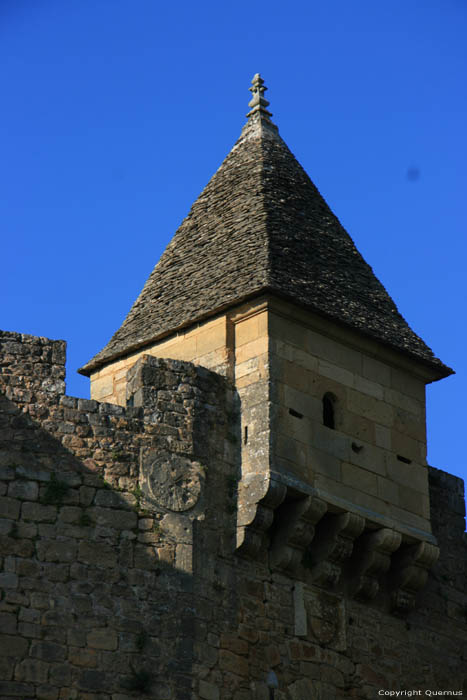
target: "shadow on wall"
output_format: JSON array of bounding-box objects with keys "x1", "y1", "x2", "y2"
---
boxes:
[{"x1": 0, "y1": 337, "x2": 240, "y2": 699}]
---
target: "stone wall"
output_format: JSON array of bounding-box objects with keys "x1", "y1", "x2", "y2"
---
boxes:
[
  {"x1": 268, "y1": 301, "x2": 432, "y2": 539},
  {"x1": 0, "y1": 331, "x2": 234, "y2": 699},
  {"x1": 0, "y1": 330, "x2": 466, "y2": 699},
  {"x1": 89, "y1": 315, "x2": 232, "y2": 406}
]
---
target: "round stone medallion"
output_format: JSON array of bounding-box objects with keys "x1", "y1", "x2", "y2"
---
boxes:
[{"x1": 143, "y1": 451, "x2": 202, "y2": 512}]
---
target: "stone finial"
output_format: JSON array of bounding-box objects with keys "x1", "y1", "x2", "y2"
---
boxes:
[{"x1": 247, "y1": 73, "x2": 273, "y2": 119}]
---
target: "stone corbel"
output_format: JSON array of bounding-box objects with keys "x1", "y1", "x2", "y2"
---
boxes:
[
  {"x1": 269, "y1": 495, "x2": 328, "y2": 573},
  {"x1": 389, "y1": 540, "x2": 440, "y2": 613},
  {"x1": 236, "y1": 475, "x2": 287, "y2": 557},
  {"x1": 305, "y1": 511, "x2": 365, "y2": 587},
  {"x1": 347, "y1": 528, "x2": 402, "y2": 600}
]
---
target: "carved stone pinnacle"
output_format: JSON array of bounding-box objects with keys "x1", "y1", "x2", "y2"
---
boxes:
[{"x1": 247, "y1": 73, "x2": 273, "y2": 119}]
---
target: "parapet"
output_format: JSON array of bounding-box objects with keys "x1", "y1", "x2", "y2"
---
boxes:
[{"x1": 0, "y1": 330, "x2": 66, "y2": 403}]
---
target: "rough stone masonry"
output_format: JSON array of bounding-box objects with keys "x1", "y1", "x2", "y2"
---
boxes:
[{"x1": 0, "y1": 330, "x2": 465, "y2": 699}]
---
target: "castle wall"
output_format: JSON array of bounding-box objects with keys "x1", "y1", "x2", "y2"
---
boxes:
[
  {"x1": 194, "y1": 464, "x2": 467, "y2": 698},
  {"x1": 1, "y1": 330, "x2": 466, "y2": 699},
  {"x1": 0, "y1": 331, "x2": 234, "y2": 700}
]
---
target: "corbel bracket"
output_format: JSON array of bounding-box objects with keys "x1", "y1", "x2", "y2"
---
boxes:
[
  {"x1": 236, "y1": 475, "x2": 287, "y2": 558},
  {"x1": 306, "y1": 511, "x2": 365, "y2": 587},
  {"x1": 347, "y1": 528, "x2": 402, "y2": 600},
  {"x1": 269, "y1": 495, "x2": 328, "y2": 573},
  {"x1": 389, "y1": 540, "x2": 440, "y2": 613}
]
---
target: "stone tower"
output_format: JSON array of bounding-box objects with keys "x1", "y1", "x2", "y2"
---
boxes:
[
  {"x1": 80, "y1": 75, "x2": 452, "y2": 589},
  {"x1": 1, "y1": 75, "x2": 465, "y2": 698}
]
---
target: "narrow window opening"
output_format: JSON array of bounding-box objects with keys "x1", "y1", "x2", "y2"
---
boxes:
[
  {"x1": 244, "y1": 426, "x2": 248, "y2": 445},
  {"x1": 322, "y1": 393, "x2": 335, "y2": 429},
  {"x1": 289, "y1": 408, "x2": 303, "y2": 419},
  {"x1": 397, "y1": 454, "x2": 412, "y2": 464}
]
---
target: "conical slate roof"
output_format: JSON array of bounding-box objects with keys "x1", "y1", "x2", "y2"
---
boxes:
[{"x1": 80, "y1": 75, "x2": 451, "y2": 378}]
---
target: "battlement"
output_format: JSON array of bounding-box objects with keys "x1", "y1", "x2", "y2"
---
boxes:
[{"x1": 0, "y1": 330, "x2": 66, "y2": 401}]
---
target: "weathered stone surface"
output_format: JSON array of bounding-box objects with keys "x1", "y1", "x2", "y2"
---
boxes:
[
  {"x1": 0, "y1": 634, "x2": 29, "y2": 657},
  {"x1": 288, "y1": 678, "x2": 314, "y2": 700},
  {"x1": 87, "y1": 628, "x2": 118, "y2": 651},
  {"x1": 0, "y1": 680, "x2": 35, "y2": 696},
  {"x1": 199, "y1": 679, "x2": 220, "y2": 700},
  {"x1": 87, "y1": 506, "x2": 137, "y2": 530},
  {"x1": 0, "y1": 612, "x2": 17, "y2": 635},
  {"x1": 0, "y1": 497, "x2": 21, "y2": 519},
  {"x1": 22, "y1": 502, "x2": 57, "y2": 523},
  {"x1": 8, "y1": 480, "x2": 39, "y2": 501},
  {"x1": 78, "y1": 541, "x2": 117, "y2": 568},
  {"x1": 14, "y1": 658, "x2": 49, "y2": 683},
  {"x1": 218, "y1": 650, "x2": 249, "y2": 677},
  {"x1": 30, "y1": 641, "x2": 67, "y2": 663},
  {"x1": 36, "y1": 539, "x2": 77, "y2": 563},
  {"x1": 141, "y1": 450, "x2": 202, "y2": 512},
  {"x1": 0, "y1": 572, "x2": 18, "y2": 589},
  {"x1": 77, "y1": 669, "x2": 108, "y2": 691},
  {"x1": 36, "y1": 684, "x2": 59, "y2": 700}
]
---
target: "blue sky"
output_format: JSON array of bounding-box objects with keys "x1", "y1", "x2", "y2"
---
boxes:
[{"x1": 1, "y1": 1, "x2": 466, "y2": 487}]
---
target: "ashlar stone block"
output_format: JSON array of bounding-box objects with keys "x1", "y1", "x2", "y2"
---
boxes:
[
  {"x1": 312, "y1": 424, "x2": 350, "y2": 462},
  {"x1": 199, "y1": 679, "x2": 220, "y2": 700},
  {"x1": 278, "y1": 358, "x2": 311, "y2": 393},
  {"x1": 275, "y1": 434, "x2": 307, "y2": 470},
  {"x1": 347, "y1": 390, "x2": 394, "y2": 428},
  {"x1": 87, "y1": 628, "x2": 118, "y2": 651},
  {"x1": 339, "y1": 410, "x2": 375, "y2": 444},
  {"x1": 282, "y1": 384, "x2": 321, "y2": 421},
  {"x1": 310, "y1": 447, "x2": 341, "y2": 482},
  {"x1": 342, "y1": 462, "x2": 378, "y2": 497},
  {"x1": 15, "y1": 658, "x2": 49, "y2": 684},
  {"x1": 376, "y1": 476, "x2": 399, "y2": 505},
  {"x1": 270, "y1": 338, "x2": 318, "y2": 372},
  {"x1": 0, "y1": 497, "x2": 21, "y2": 520},
  {"x1": 347, "y1": 440, "x2": 386, "y2": 477},
  {"x1": 0, "y1": 572, "x2": 18, "y2": 589},
  {"x1": 391, "y1": 430, "x2": 424, "y2": 464},
  {"x1": 235, "y1": 337, "x2": 268, "y2": 364},
  {"x1": 391, "y1": 367, "x2": 426, "y2": 401},
  {"x1": 278, "y1": 408, "x2": 313, "y2": 444},
  {"x1": 354, "y1": 374, "x2": 384, "y2": 400},
  {"x1": 375, "y1": 424, "x2": 391, "y2": 450},
  {"x1": 318, "y1": 359, "x2": 355, "y2": 389},
  {"x1": 386, "y1": 458, "x2": 428, "y2": 494},
  {"x1": 362, "y1": 355, "x2": 391, "y2": 387},
  {"x1": 384, "y1": 388, "x2": 422, "y2": 416},
  {"x1": 8, "y1": 480, "x2": 39, "y2": 501},
  {"x1": 398, "y1": 485, "x2": 430, "y2": 518}
]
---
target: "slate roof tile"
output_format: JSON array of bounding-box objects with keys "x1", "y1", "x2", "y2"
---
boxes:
[{"x1": 80, "y1": 78, "x2": 452, "y2": 379}]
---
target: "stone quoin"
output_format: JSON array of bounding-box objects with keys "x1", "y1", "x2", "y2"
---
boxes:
[{"x1": 0, "y1": 75, "x2": 465, "y2": 699}]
